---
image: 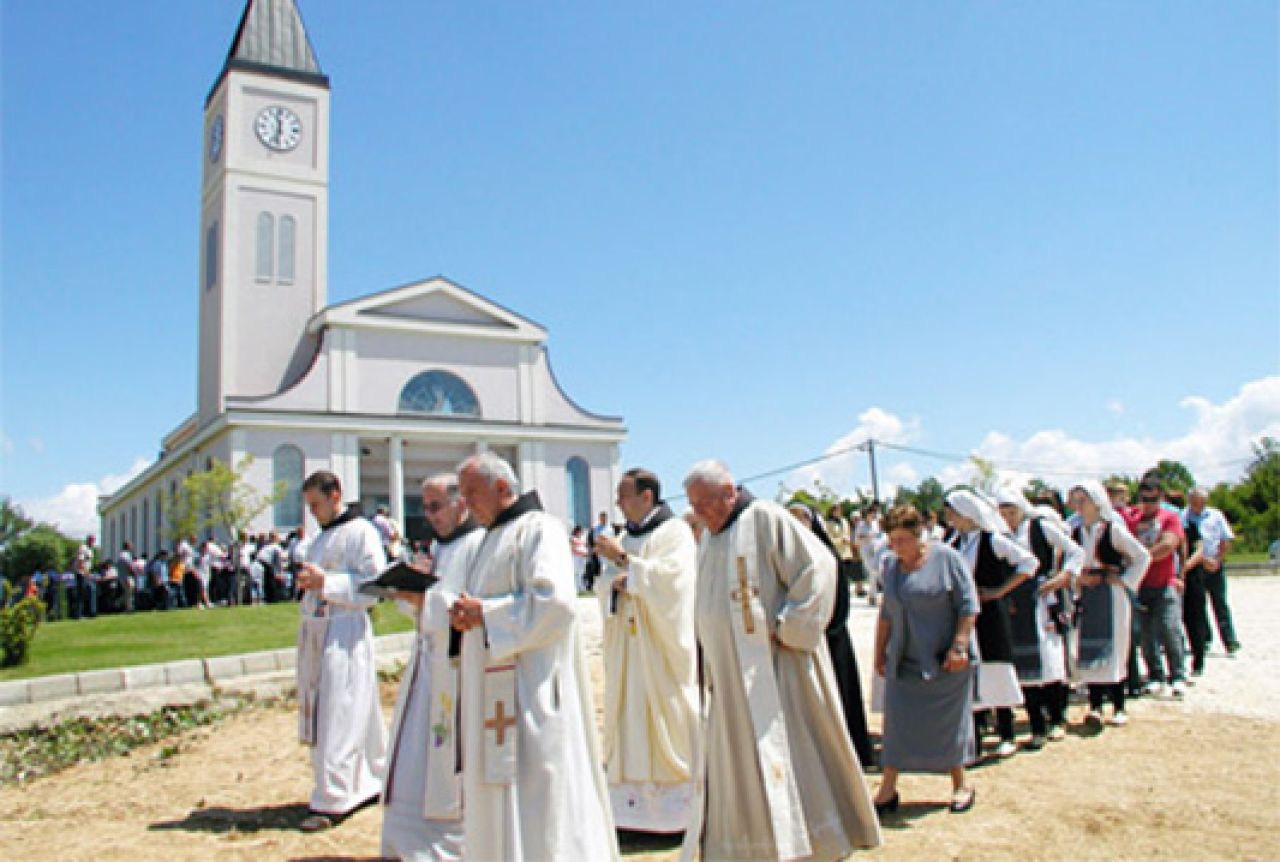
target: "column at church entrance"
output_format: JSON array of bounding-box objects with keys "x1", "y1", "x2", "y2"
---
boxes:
[{"x1": 358, "y1": 439, "x2": 516, "y2": 548}]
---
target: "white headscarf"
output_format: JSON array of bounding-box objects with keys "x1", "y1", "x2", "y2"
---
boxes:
[
  {"x1": 1069, "y1": 479, "x2": 1122, "y2": 526},
  {"x1": 1033, "y1": 504, "x2": 1067, "y2": 530},
  {"x1": 994, "y1": 485, "x2": 1035, "y2": 521},
  {"x1": 945, "y1": 489, "x2": 1008, "y2": 535}
]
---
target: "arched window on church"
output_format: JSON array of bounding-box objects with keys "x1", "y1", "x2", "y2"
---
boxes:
[
  {"x1": 398, "y1": 370, "x2": 481, "y2": 417},
  {"x1": 566, "y1": 457, "x2": 590, "y2": 529},
  {"x1": 256, "y1": 212, "x2": 275, "y2": 281},
  {"x1": 278, "y1": 215, "x2": 296, "y2": 283},
  {"x1": 273, "y1": 444, "x2": 305, "y2": 527},
  {"x1": 205, "y1": 221, "x2": 218, "y2": 291}
]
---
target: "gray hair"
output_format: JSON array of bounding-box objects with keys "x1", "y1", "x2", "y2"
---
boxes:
[
  {"x1": 683, "y1": 459, "x2": 734, "y2": 490},
  {"x1": 458, "y1": 452, "x2": 522, "y2": 494},
  {"x1": 421, "y1": 472, "x2": 462, "y2": 501},
  {"x1": 1189, "y1": 486, "x2": 1210, "y2": 500}
]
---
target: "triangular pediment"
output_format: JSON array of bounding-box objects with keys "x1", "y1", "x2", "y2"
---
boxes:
[
  {"x1": 363, "y1": 289, "x2": 515, "y2": 327},
  {"x1": 310, "y1": 277, "x2": 547, "y2": 343}
]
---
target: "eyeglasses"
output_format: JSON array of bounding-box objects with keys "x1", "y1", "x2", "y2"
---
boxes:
[
  {"x1": 424, "y1": 501, "x2": 451, "y2": 514},
  {"x1": 1139, "y1": 495, "x2": 1160, "y2": 504}
]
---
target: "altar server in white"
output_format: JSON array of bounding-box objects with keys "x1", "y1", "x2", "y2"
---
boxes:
[
  {"x1": 449, "y1": 453, "x2": 617, "y2": 861},
  {"x1": 295, "y1": 471, "x2": 388, "y2": 832},
  {"x1": 681, "y1": 460, "x2": 880, "y2": 862},
  {"x1": 592, "y1": 468, "x2": 699, "y2": 836},
  {"x1": 381, "y1": 473, "x2": 485, "y2": 860}
]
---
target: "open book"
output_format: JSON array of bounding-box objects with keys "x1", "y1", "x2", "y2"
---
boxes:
[{"x1": 358, "y1": 560, "x2": 438, "y2": 599}]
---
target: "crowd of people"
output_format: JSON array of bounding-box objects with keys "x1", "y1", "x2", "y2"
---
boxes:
[
  {"x1": 12, "y1": 451, "x2": 1245, "y2": 860},
  {"x1": 805, "y1": 470, "x2": 1241, "y2": 815},
  {"x1": 18, "y1": 529, "x2": 313, "y2": 620}
]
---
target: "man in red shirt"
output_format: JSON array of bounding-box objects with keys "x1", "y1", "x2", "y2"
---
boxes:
[{"x1": 1126, "y1": 478, "x2": 1187, "y2": 697}]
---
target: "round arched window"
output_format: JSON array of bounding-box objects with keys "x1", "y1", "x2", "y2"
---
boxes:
[{"x1": 398, "y1": 370, "x2": 481, "y2": 417}]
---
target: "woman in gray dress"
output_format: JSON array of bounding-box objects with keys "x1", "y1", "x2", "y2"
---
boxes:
[{"x1": 872, "y1": 505, "x2": 981, "y2": 814}]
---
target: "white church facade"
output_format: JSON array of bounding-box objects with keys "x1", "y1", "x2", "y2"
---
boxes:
[{"x1": 99, "y1": 0, "x2": 624, "y2": 553}]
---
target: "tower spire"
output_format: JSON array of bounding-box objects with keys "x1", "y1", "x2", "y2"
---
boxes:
[{"x1": 209, "y1": 0, "x2": 327, "y2": 102}]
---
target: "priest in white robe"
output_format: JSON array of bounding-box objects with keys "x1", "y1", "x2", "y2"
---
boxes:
[
  {"x1": 381, "y1": 473, "x2": 485, "y2": 861},
  {"x1": 450, "y1": 453, "x2": 618, "y2": 861},
  {"x1": 592, "y1": 468, "x2": 699, "y2": 836},
  {"x1": 295, "y1": 471, "x2": 388, "y2": 832},
  {"x1": 681, "y1": 460, "x2": 881, "y2": 862}
]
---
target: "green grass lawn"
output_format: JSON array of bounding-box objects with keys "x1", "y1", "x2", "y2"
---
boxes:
[
  {"x1": 1227, "y1": 550, "x2": 1273, "y2": 564},
  {"x1": 1, "y1": 601, "x2": 414, "y2": 683}
]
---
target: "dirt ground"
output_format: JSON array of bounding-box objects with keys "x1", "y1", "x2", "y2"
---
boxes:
[{"x1": 3, "y1": 577, "x2": 1279, "y2": 861}]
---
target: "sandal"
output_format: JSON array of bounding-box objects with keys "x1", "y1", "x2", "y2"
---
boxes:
[{"x1": 949, "y1": 786, "x2": 976, "y2": 813}]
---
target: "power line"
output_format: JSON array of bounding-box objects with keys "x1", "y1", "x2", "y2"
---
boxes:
[{"x1": 666, "y1": 438, "x2": 1258, "y2": 503}]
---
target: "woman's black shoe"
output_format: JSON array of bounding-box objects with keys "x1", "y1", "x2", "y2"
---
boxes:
[
  {"x1": 874, "y1": 792, "x2": 900, "y2": 815},
  {"x1": 949, "y1": 787, "x2": 976, "y2": 813}
]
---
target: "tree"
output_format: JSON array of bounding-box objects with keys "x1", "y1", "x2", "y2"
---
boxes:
[
  {"x1": 165, "y1": 456, "x2": 285, "y2": 545},
  {"x1": 2, "y1": 526, "x2": 77, "y2": 583},
  {"x1": 0, "y1": 497, "x2": 34, "y2": 547},
  {"x1": 892, "y1": 477, "x2": 945, "y2": 515},
  {"x1": 967, "y1": 456, "x2": 999, "y2": 495},
  {"x1": 1023, "y1": 477, "x2": 1054, "y2": 500},
  {"x1": 1143, "y1": 459, "x2": 1196, "y2": 494},
  {"x1": 1103, "y1": 474, "x2": 1138, "y2": 501}
]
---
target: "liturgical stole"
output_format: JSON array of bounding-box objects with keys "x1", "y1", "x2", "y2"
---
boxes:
[
  {"x1": 726, "y1": 511, "x2": 811, "y2": 860},
  {"x1": 296, "y1": 599, "x2": 329, "y2": 746}
]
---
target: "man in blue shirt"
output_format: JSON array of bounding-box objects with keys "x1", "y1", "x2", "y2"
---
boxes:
[{"x1": 1183, "y1": 488, "x2": 1240, "y2": 672}]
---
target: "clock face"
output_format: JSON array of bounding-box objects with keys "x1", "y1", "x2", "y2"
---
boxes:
[
  {"x1": 254, "y1": 105, "x2": 302, "y2": 152},
  {"x1": 208, "y1": 115, "x2": 224, "y2": 162}
]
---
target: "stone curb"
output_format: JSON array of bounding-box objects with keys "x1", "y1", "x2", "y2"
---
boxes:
[{"x1": 0, "y1": 632, "x2": 413, "y2": 710}]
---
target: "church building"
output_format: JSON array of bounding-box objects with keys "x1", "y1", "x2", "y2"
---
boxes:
[{"x1": 99, "y1": 0, "x2": 625, "y2": 553}]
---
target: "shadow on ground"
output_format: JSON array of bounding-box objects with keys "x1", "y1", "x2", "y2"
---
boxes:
[{"x1": 150, "y1": 802, "x2": 312, "y2": 833}]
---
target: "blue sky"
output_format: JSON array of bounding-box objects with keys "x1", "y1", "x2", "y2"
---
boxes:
[{"x1": 2, "y1": 1, "x2": 1278, "y2": 535}]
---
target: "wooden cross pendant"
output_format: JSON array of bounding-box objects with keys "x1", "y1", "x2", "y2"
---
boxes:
[
  {"x1": 485, "y1": 699, "x2": 517, "y2": 747},
  {"x1": 730, "y1": 556, "x2": 759, "y2": 634}
]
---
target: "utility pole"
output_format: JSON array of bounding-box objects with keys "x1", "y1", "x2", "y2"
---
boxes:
[{"x1": 867, "y1": 439, "x2": 881, "y2": 504}]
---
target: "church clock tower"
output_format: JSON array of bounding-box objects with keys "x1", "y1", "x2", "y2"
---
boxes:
[{"x1": 198, "y1": 0, "x2": 330, "y2": 424}]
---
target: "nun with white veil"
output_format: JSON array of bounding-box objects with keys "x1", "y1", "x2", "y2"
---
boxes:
[
  {"x1": 944, "y1": 489, "x2": 1038, "y2": 758},
  {"x1": 1065, "y1": 480, "x2": 1150, "y2": 728},
  {"x1": 995, "y1": 486, "x2": 1085, "y2": 748}
]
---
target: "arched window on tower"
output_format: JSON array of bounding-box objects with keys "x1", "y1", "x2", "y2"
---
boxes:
[
  {"x1": 278, "y1": 215, "x2": 296, "y2": 283},
  {"x1": 256, "y1": 212, "x2": 275, "y2": 281},
  {"x1": 273, "y1": 444, "x2": 305, "y2": 528},
  {"x1": 566, "y1": 457, "x2": 590, "y2": 529},
  {"x1": 398, "y1": 370, "x2": 481, "y2": 417}
]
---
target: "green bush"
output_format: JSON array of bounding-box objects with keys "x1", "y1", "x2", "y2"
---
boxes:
[
  {"x1": 2, "y1": 526, "x2": 75, "y2": 584},
  {"x1": 0, "y1": 596, "x2": 45, "y2": 667}
]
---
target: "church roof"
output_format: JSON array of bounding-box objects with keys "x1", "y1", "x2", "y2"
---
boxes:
[
  {"x1": 209, "y1": 0, "x2": 328, "y2": 101},
  {"x1": 309, "y1": 276, "x2": 549, "y2": 344}
]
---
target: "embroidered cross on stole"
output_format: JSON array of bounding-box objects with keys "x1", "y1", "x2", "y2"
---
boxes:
[{"x1": 482, "y1": 662, "x2": 518, "y2": 784}]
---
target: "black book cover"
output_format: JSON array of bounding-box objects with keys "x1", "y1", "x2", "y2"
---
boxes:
[{"x1": 358, "y1": 560, "x2": 438, "y2": 597}]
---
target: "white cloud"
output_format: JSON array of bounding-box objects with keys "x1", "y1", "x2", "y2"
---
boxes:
[
  {"x1": 972, "y1": 376, "x2": 1280, "y2": 489},
  {"x1": 18, "y1": 456, "x2": 149, "y2": 538},
  {"x1": 1, "y1": 433, "x2": 13, "y2": 456},
  {"x1": 791, "y1": 376, "x2": 1280, "y2": 500},
  {"x1": 27, "y1": 436, "x2": 45, "y2": 454},
  {"x1": 788, "y1": 406, "x2": 922, "y2": 497},
  {"x1": 1106, "y1": 398, "x2": 1125, "y2": 416}
]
